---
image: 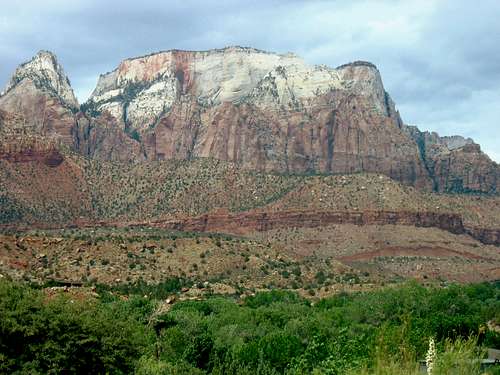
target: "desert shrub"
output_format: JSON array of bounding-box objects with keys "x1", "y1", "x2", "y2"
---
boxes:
[
  {"x1": 95, "y1": 277, "x2": 188, "y2": 300},
  {"x1": 244, "y1": 290, "x2": 309, "y2": 308}
]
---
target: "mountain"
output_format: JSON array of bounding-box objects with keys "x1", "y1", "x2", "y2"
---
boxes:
[
  {"x1": 1, "y1": 50, "x2": 78, "y2": 109},
  {"x1": 404, "y1": 126, "x2": 499, "y2": 193},
  {"x1": 0, "y1": 48, "x2": 499, "y2": 286},
  {"x1": 1, "y1": 47, "x2": 497, "y2": 193},
  {"x1": 85, "y1": 47, "x2": 432, "y2": 189},
  {"x1": 0, "y1": 51, "x2": 78, "y2": 144},
  {"x1": 0, "y1": 47, "x2": 498, "y2": 198}
]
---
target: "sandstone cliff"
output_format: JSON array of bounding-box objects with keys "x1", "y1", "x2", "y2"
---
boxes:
[
  {"x1": 1, "y1": 50, "x2": 78, "y2": 108},
  {"x1": 0, "y1": 51, "x2": 143, "y2": 162},
  {"x1": 0, "y1": 135, "x2": 64, "y2": 167},
  {"x1": 145, "y1": 208, "x2": 500, "y2": 246},
  {"x1": 0, "y1": 47, "x2": 498, "y2": 193},
  {"x1": 83, "y1": 47, "x2": 434, "y2": 188},
  {"x1": 405, "y1": 125, "x2": 499, "y2": 193},
  {"x1": 0, "y1": 51, "x2": 78, "y2": 145}
]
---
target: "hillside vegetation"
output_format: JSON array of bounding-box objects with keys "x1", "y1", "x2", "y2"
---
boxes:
[{"x1": 1, "y1": 156, "x2": 499, "y2": 227}]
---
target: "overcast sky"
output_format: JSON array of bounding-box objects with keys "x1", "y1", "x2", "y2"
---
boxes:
[{"x1": 1, "y1": 0, "x2": 498, "y2": 161}]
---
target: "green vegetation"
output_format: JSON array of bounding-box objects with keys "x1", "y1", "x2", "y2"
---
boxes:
[
  {"x1": 0, "y1": 279, "x2": 499, "y2": 374},
  {"x1": 2, "y1": 154, "x2": 500, "y2": 228},
  {"x1": 0, "y1": 194, "x2": 25, "y2": 223}
]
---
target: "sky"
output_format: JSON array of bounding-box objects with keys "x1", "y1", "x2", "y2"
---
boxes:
[{"x1": 0, "y1": 0, "x2": 499, "y2": 161}]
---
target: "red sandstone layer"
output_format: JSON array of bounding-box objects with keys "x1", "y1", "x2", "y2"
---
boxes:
[
  {"x1": 0, "y1": 137, "x2": 64, "y2": 167},
  {"x1": 143, "y1": 209, "x2": 499, "y2": 246}
]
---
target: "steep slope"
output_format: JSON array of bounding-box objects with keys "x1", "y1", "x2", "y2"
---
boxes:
[
  {"x1": 1, "y1": 50, "x2": 78, "y2": 108},
  {"x1": 72, "y1": 111, "x2": 144, "y2": 162},
  {"x1": 85, "y1": 47, "x2": 433, "y2": 188},
  {"x1": 83, "y1": 47, "x2": 498, "y2": 192},
  {"x1": 0, "y1": 47, "x2": 498, "y2": 193},
  {"x1": 0, "y1": 51, "x2": 143, "y2": 162},
  {"x1": 0, "y1": 51, "x2": 78, "y2": 144},
  {"x1": 1, "y1": 150, "x2": 498, "y2": 232},
  {"x1": 405, "y1": 126, "x2": 499, "y2": 193}
]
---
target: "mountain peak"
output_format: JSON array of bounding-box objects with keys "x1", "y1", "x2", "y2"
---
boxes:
[{"x1": 2, "y1": 50, "x2": 78, "y2": 108}]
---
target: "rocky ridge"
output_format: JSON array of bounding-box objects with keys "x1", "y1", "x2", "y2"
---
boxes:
[
  {"x1": 0, "y1": 47, "x2": 498, "y2": 193},
  {"x1": 140, "y1": 209, "x2": 493, "y2": 244},
  {"x1": 405, "y1": 126, "x2": 499, "y2": 193},
  {"x1": 1, "y1": 50, "x2": 78, "y2": 108}
]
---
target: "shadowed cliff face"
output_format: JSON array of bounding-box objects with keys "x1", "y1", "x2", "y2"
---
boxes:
[
  {"x1": 147, "y1": 91, "x2": 430, "y2": 188},
  {"x1": 0, "y1": 47, "x2": 498, "y2": 193},
  {"x1": 404, "y1": 125, "x2": 499, "y2": 193},
  {"x1": 0, "y1": 136, "x2": 64, "y2": 167}
]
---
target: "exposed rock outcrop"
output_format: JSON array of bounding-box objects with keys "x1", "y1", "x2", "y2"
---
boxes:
[
  {"x1": 0, "y1": 135, "x2": 64, "y2": 167},
  {"x1": 0, "y1": 51, "x2": 143, "y2": 162},
  {"x1": 84, "y1": 47, "x2": 435, "y2": 188},
  {"x1": 72, "y1": 112, "x2": 144, "y2": 162},
  {"x1": 0, "y1": 47, "x2": 497, "y2": 193},
  {"x1": 1, "y1": 50, "x2": 78, "y2": 108},
  {"x1": 405, "y1": 126, "x2": 499, "y2": 193},
  {"x1": 0, "y1": 51, "x2": 78, "y2": 145},
  {"x1": 465, "y1": 226, "x2": 500, "y2": 246},
  {"x1": 145, "y1": 209, "x2": 499, "y2": 246}
]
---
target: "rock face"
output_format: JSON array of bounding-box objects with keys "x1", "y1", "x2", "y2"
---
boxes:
[
  {"x1": 145, "y1": 208, "x2": 499, "y2": 246},
  {"x1": 0, "y1": 47, "x2": 498, "y2": 193},
  {"x1": 85, "y1": 47, "x2": 434, "y2": 188},
  {"x1": 0, "y1": 135, "x2": 64, "y2": 167},
  {"x1": 0, "y1": 51, "x2": 143, "y2": 162},
  {"x1": 405, "y1": 126, "x2": 499, "y2": 193},
  {"x1": 465, "y1": 226, "x2": 500, "y2": 246},
  {"x1": 72, "y1": 112, "x2": 144, "y2": 162},
  {"x1": 0, "y1": 51, "x2": 78, "y2": 145},
  {"x1": 2, "y1": 50, "x2": 78, "y2": 108}
]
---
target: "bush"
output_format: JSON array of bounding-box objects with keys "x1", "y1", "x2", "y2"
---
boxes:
[
  {"x1": 244, "y1": 290, "x2": 309, "y2": 308},
  {"x1": 0, "y1": 279, "x2": 498, "y2": 374},
  {"x1": 0, "y1": 280, "x2": 153, "y2": 374}
]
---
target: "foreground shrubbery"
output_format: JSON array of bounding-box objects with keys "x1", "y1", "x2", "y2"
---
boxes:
[{"x1": 0, "y1": 279, "x2": 499, "y2": 374}]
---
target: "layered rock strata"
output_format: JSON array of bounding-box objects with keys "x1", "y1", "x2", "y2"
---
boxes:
[
  {"x1": 145, "y1": 209, "x2": 499, "y2": 246},
  {"x1": 85, "y1": 47, "x2": 434, "y2": 188},
  {"x1": 0, "y1": 136, "x2": 64, "y2": 167},
  {"x1": 405, "y1": 126, "x2": 499, "y2": 193},
  {"x1": 0, "y1": 47, "x2": 497, "y2": 193}
]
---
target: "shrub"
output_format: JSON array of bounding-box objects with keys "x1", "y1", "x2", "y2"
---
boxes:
[{"x1": 0, "y1": 279, "x2": 498, "y2": 374}]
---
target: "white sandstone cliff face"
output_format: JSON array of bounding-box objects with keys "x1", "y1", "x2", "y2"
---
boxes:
[
  {"x1": 1, "y1": 50, "x2": 78, "y2": 109},
  {"x1": 336, "y1": 61, "x2": 389, "y2": 116},
  {"x1": 87, "y1": 47, "x2": 389, "y2": 132},
  {"x1": 0, "y1": 47, "x2": 496, "y2": 193}
]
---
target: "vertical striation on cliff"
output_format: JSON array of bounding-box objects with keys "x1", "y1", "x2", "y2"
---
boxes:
[
  {"x1": 0, "y1": 47, "x2": 497, "y2": 193},
  {"x1": 404, "y1": 125, "x2": 499, "y2": 193}
]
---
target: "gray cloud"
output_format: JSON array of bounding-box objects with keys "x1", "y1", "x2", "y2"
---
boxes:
[{"x1": 0, "y1": 0, "x2": 498, "y2": 161}]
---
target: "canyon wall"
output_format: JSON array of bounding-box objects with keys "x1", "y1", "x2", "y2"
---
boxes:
[{"x1": 0, "y1": 48, "x2": 497, "y2": 193}]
